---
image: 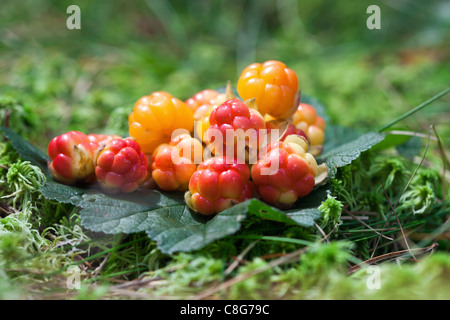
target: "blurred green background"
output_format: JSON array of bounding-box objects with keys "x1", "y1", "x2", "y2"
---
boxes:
[{"x1": 0, "y1": 0, "x2": 449, "y2": 144}]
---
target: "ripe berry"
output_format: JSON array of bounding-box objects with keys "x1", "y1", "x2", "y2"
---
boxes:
[
  {"x1": 292, "y1": 103, "x2": 326, "y2": 155},
  {"x1": 185, "y1": 155, "x2": 254, "y2": 216},
  {"x1": 265, "y1": 120, "x2": 308, "y2": 143},
  {"x1": 189, "y1": 85, "x2": 235, "y2": 144},
  {"x1": 128, "y1": 91, "x2": 194, "y2": 154},
  {"x1": 205, "y1": 99, "x2": 265, "y2": 159},
  {"x1": 194, "y1": 103, "x2": 217, "y2": 144},
  {"x1": 87, "y1": 133, "x2": 122, "y2": 145},
  {"x1": 185, "y1": 89, "x2": 224, "y2": 113},
  {"x1": 190, "y1": 90, "x2": 228, "y2": 144},
  {"x1": 94, "y1": 138, "x2": 147, "y2": 193},
  {"x1": 251, "y1": 135, "x2": 318, "y2": 209},
  {"x1": 152, "y1": 133, "x2": 203, "y2": 191},
  {"x1": 237, "y1": 60, "x2": 299, "y2": 120},
  {"x1": 48, "y1": 131, "x2": 99, "y2": 185},
  {"x1": 140, "y1": 153, "x2": 157, "y2": 190}
]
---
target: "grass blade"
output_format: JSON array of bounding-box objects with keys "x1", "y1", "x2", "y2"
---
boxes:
[{"x1": 377, "y1": 88, "x2": 450, "y2": 132}]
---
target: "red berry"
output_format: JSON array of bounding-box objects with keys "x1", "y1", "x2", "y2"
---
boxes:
[
  {"x1": 185, "y1": 155, "x2": 254, "y2": 215},
  {"x1": 94, "y1": 138, "x2": 147, "y2": 193},
  {"x1": 48, "y1": 131, "x2": 99, "y2": 185},
  {"x1": 251, "y1": 135, "x2": 318, "y2": 209},
  {"x1": 205, "y1": 99, "x2": 265, "y2": 159}
]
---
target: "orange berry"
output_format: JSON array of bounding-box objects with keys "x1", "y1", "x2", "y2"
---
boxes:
[
  {"x1": 237, "y1": 60, "x2": 299, "y2": 120},
  {"x1": 292, "y1": 103, "x2": 326, "y2": 154},
  {"x1": 128, "y1": 91, "x2": 194, "y2": 154},
  {"x1": 151, "y1": 134, "x2": 203, "y2": 192}
]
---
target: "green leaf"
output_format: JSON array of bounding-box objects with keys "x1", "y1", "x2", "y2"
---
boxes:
[
  {"x1": 395, "y1": 136, "x2": 422, "y2": 160},
  {"x1": 323, "y1": 125, "x2": 361, "y2": 153},
  {"x1": 0, "y1": 126, "x2": 48, "y2": 170},
  {"x1": 40, "y1": 178, "x2": 89, "y2": 206},
  {"x1": 286, "y1": 185, "x2": 330, "y2": 225},
  {"x1": 80, "y1": 190, "x2": 241, "y2": 254},
  {"x1": 80, "y1": 190, "x2": 188, "y2": 235},
  {"x1": 146, "y1": 202, "x2": 247, "y2": 254},
  {"x1": 80, "y1": 187, "x2": 329, "y2": 254},
  {"x1": 319, "y1": 129, "x2": 385, "y2": 177},
  {"x1": 249, "y1": 185, "x2": 329, "y2": 227},
  {"x1": 299, "y1": 101, "x2": 384, "y2": 177},
  {"x1": 371, "y1": 130, "x2": 412, "y2": 152}
]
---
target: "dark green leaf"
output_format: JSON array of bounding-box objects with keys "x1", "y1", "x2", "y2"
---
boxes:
[
  {"x1": 79, "y1": 187, "x2": 328, "y2": 254},
  {"x1": 80, "y1": 190, "x2": 188, "y2": 235},
  {"x1": 323, "y1": 125, "x2": 361, "y2": 153},
  {"x1": 286, "y1": 185, "x2": 330, "y2": 225},
  {"x1": 395, "y1": 136, "x2": 422, "y2": 160},
  {"x1": 0, "y1": 126, "x2": 48, "y2": 170},
  {"x1": 320, "y1": 130, "x2": 385, "y2": 177},
  {"x1": 145, "y1": 202, "x2": 247, "y2": 254},
  {"x1": 40, "y1": 178, "x2": 90, "y2": 206},
  {"x1": 249, "y1": 185, "x2": 329, "y2": 227},
  {"x1": 371, "y1": 130, "x2": 412, "y2": 152},
  {"x1": 80, "y1": 190, "x2": 242, "y2": 254}
]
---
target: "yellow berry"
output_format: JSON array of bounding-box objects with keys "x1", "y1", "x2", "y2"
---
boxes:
[{"x1": 128, "y1": 91, "x2": 194, "y2": 154}]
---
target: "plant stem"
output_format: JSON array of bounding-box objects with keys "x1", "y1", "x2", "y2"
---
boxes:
[{"x1": 377, "y1": 88, "x2": 450, "y2": 132}]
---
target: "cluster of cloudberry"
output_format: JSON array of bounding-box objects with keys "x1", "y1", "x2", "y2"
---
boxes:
[
  {"x1": 48, "y1": 131, "x2": 148, "y2": 194},
  {"x1": 48, "y1": 60, "x2": 327, "y2": 215}
]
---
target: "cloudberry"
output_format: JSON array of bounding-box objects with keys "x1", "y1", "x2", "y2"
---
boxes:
[
  {"x1": 128, "y1": 91, "x2": 194, "y2": 154},
  {"x1": 292, "y1": 103, "x2": 326, "y2": 155},
  {"x1": 94, "y1": 138, "x2": 147, "y2": 193},
  {"x1": 251, "y1": 135, "x2": 319, "y2": 209},
  {"x1": 190, "y1": 85, "x2": 232, "y2": 143},
  {"x1": 237, "y1": 60, "x2": 299, "y2": 120},
  {"x1": 205, "y1": 99, "x2": 266, "y2": 160},
  {"x1": 265, "y1": 120, "x2": 308, "y2": 143},
  {"x1": 185, "y1": 155, "x2": 254, "y2": 215},
  {"x1": 48, "y1": 131, "x2": 99, "y2": 185},
  {"x1": 185, "y1": 89, "x2": 224, "y2": 113},
  {"x1": 87, "y1": 133, "x2": 122, "y2": 146},
  {"x1": 152, "y1": 133, "x2": 203, "y2": 191}
]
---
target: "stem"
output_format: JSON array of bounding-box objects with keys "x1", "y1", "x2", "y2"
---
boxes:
[
  {"x1": 347, "y1": 243, "x2": 438, "y2": 275},
  {"x1": 432, "y1": 126, "x2": 448, "y2": 200},
  {"x1": 377, "y1": 88, "x2": 450, "y2": 132}
]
